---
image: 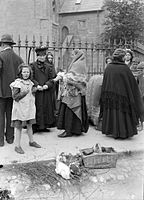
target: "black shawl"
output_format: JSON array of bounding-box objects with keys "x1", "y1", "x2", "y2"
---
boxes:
[{"x1": 100, "y1": 61, "x2": 144, "y2": 121}]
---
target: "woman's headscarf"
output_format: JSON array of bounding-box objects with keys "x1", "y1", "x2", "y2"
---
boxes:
[{"x1": 68, "y1": 49, "x2": 87, "y2": 79}]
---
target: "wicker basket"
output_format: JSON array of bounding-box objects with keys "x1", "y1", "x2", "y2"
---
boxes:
[{"x1": 80, "y1": 148, "x2": 118, "y2": 169}]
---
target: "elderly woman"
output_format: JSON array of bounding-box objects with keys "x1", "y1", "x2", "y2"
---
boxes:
[
  {"x1": 99, "y1": 48, "x2": 144, "y2": 139},
  {"x1": 54, "y1": 49, "x2": 89, "y2": 137}
]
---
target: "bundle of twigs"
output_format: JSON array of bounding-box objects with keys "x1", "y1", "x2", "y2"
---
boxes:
[
  {"x1": 0, "y1": 188, "x2": 14, "y2": 200},
  {"x1": 9, "y1": 161, "x2": 60, "y2": 190}
]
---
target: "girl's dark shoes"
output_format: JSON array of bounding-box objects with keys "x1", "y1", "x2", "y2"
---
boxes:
[
  {"x1": 58, "y1": 131, "x2": 72, "y2": 138},
  {"x1": 15, "y1": 142, "x2": 41, "y2": 154},
  {"x1": 29, "y1": 141, "x2": 41, "y2": 148},
  {"x1": 15, "y1": 146, "x2": 25, "y2": 154}
]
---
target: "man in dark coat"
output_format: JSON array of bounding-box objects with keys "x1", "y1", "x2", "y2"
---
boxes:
[
  {"x1": 30, "y1": 46, "x2": 55, "y2": 133},
  {"x1": 0, "y1": 34, "x2": 23, "y2": 146}
]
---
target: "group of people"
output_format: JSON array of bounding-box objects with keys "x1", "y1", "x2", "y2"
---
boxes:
[
  {"x1": 0, "y1": 33, "x2": 144, "y2": 155},
  {"x1": 0, "y1": 34, "x2": 89, "y2": 154}
]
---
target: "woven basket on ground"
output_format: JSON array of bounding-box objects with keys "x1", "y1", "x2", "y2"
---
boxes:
[{"x1": 80, "y1": 148, "x2": 118, "y2": 169}]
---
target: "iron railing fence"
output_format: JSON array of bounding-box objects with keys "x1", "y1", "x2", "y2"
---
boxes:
[{"x1": 12, "y1": 35, "x2": 144, "y2": 78}]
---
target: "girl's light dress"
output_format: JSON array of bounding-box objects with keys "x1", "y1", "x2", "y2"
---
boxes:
[{"x1": 10, "y1": 78, "x2": 36, "y2": 128}]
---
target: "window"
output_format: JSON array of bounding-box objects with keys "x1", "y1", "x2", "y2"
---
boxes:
[{"x1": 78, "y1": 20, "x2": 86, "y2": 29}]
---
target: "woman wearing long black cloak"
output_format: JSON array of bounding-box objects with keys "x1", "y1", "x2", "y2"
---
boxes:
[
  {"x1": 54, "y1": 49, "x2": 89, "y2": 137},
  {"x1": 99, "y1": 48, "x2": 144, "y2": 139}
]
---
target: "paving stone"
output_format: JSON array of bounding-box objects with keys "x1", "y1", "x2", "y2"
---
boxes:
[
  {"x1": 105, "y1": 174, "x2": 112, "y2": 182},
  {"x1": 0, "y1": 176, "x2": 6, "y2": 183},
  {"x1": 124, "y1": 173, "x2": 129, "y2": 178},
  {"x1": 126, "y1": 167, "x2": 132, "y2": 172},
  {"x1": 109, "y1": 174, "x2": 117, "y2": 181},
  {"x1": 11, "y1": 176, "x2": 17, "y2": 180},
  {"x1": 99, "y1": 176, "x2": 106, "y2": 183},
  {"x1": 139, "y1": 170, "x2": 144, "y2": 175},
  {"x1": 117, "y1": 175, "x2": 125, "y2": 180},
  {"x1": 121, "y1": 168, "x2": 129, "y2": 172},
  {"x1": 89, "y1": 176, "x2": 98, "y2": 183},
  {"x1": 6, "y1": 176, "x2": 11, "y2": 181}
]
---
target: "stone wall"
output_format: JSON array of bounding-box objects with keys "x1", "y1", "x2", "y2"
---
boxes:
[
  {"x1": 0, "y1": 0, "x2": 59, "y2": 46},
  {"x1": 59, "y1": 10, "x2": 105, "y2": 43}
]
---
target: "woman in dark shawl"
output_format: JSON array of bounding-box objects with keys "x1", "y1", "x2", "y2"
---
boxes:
[
  {"x1": 99, "y1": 48, "x2": 144, "y2": 139},
  {"x1": 54, "y1": 49, "x2": 89, "y2": 137}
]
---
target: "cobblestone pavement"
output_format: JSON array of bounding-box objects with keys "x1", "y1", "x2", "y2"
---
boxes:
[{"x1": 0, "y1": 153, "x2": 144, "y2": 200}]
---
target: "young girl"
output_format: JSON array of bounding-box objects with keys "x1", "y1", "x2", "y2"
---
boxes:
[{"x1": 10, "y1": 63, "x2": 41, "y2": 154}]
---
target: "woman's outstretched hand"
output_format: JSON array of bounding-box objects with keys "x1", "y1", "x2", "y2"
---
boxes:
[{"x1": 37, "y1": 85, "x2": 43, "y2": 91}]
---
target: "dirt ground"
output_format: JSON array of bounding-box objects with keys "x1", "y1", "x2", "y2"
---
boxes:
[{"x1": 0, "y1": 153, "x2": 144, "y2": 200}]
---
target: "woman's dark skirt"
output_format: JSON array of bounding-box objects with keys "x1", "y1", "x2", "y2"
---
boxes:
[
  {"x1": 57, "y1": 96, "x2": 89, "y2": 135},
  {"x1": 102, "y1": 108, "x2": 138, "y2": 139}
]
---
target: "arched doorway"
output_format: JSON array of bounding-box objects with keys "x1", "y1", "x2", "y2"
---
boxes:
[{"x1": 62, "y1": 26, "x2": 69, "y2": 43}]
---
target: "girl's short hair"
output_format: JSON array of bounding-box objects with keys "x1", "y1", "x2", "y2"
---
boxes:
[{"x1": 17, "y1": 63, "x2": 33, "y2": 79}]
